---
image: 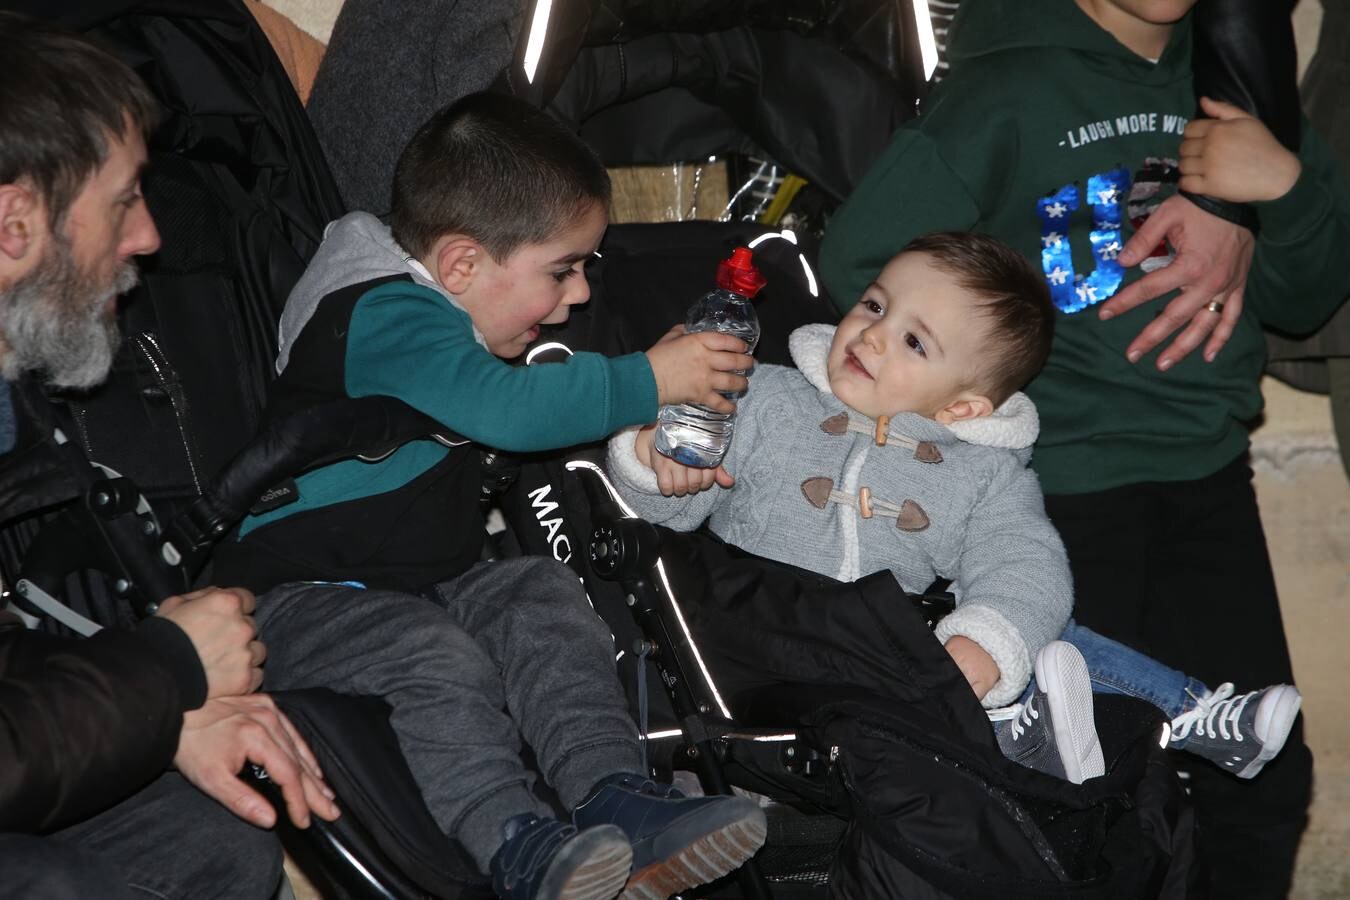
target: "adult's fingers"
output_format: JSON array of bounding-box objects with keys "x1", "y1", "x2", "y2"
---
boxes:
[
  {"x1": 156, "y1": 595, "x2": 186, "y2": 615},
  {"x1": 1117, "y1": 199, "x2": 1180, "y2": 267},
  {"x1": 195, "y1": 760, "x2": 278, "y2": 830},
  {"x1": 1201, "y1": 285, "x2": 1245, "y2": 363},
  {"x1": 245, "y1": 728, "x2": 314, "y2": 829},
  {"x1": 1154, "y1": 295, "x2": 1222, "y2": 370},
  {"x1": 274, "y1": 709, "x2": 326, "y2": 784},
  {"x1": 1100, "y1": 262, "x2": 1188, "y2": 319},
  {"x1": 1123, "y1": 283, "x2": 1211, "y2": 363}
]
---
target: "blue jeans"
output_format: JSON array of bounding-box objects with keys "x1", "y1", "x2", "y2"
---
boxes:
[{"x1": 1052, "y1": 621, "x2": 1209, "y2": 749}]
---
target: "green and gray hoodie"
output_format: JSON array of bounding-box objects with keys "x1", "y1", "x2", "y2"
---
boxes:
[
  {"x1": 820, "y1": 0, "x2": 1350, "y2": 495},
  {"x1": 215, "y1": 212, "x2": 658, "y2": 592}
]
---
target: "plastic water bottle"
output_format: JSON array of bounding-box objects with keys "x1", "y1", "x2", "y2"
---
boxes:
[{"x1": 653, "y1": 247, "x2": 766, "y2": 468}]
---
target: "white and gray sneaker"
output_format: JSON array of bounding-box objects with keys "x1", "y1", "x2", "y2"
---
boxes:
[
  {"x1": 991, "y1": 641, "x2": 1106, "y2": 784},
  {"x1": 1170, "y1": 682, "x2": 1302, "y2": 780}
]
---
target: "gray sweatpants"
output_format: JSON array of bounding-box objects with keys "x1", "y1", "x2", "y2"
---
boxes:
[{"x1": 255, "y1": 557, "x2": 641, "y2": 871}]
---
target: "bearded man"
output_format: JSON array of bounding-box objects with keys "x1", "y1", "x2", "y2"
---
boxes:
[{"x1": 0, "y1": 13, "x2": 337, "y2": 899}]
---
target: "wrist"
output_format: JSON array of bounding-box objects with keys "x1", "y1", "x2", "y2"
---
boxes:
[
  {"x1": 1179, "y1": 190, "x2": 1259, "y2": 234},
  {"x1": 634, "y1": 426, "x2": 655, "y2": 468}
]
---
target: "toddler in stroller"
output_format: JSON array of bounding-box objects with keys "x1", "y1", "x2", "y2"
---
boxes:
[{"x1": 607, "y1": 231, "x2": 1302, "y2": 787}]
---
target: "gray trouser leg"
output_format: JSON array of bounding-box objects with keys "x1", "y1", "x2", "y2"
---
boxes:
[
  {"x1": 20, "y1": 772, "x2": 283, "y2": 900},
  {"x1": 257, "y1": 579, "x2": 621, "y2": 871},
  {"x1": 427, "y1": 558, "x2": 642, "y2": 810}
]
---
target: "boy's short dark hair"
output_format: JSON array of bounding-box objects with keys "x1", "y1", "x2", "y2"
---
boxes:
[
  {"x1": 390, "y1": 93, "x2": 612, "y2": 261},
  {"x1": 901, "y1": 231, "x2": 1054, "y2": 405},
  {"x1": 0, "y1": 13, "x2": 159, "y2": 229}
]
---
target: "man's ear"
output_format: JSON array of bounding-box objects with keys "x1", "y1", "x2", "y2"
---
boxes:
[
  {"x1": 430, "y1": 235, "x2": 485, "y2": 295},
  {"x1": 0, "y1": 183, "x2": 42, "y2": 262},
  {"x1": 935, "y1": 392, "x2": 994, "y2": 425}
]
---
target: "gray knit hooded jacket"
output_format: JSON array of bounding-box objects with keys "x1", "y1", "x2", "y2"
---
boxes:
[{"x1": 608, "y1": 323, "x2": 1073, "y2": 707}]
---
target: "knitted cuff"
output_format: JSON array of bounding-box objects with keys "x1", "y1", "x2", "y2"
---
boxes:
[
  {"x1": 606, "y1": 426, "x2": 661, "y2": 494},
  {"x1": 935, "y1": 603, "x2": 1033, "y2": 709}
]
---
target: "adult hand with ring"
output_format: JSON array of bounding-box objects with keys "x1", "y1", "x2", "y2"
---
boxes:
[{"x1": 1101, "y1": 194, "x2": 1253, "y2": 371}]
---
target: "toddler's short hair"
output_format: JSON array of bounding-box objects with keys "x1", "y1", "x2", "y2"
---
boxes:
[
  {"x1": 901, "y1": 232, "x2": 1053, "y2": 405},
  {"x1": 389, "y1": 92, "x2": 611, "y2": 261}
]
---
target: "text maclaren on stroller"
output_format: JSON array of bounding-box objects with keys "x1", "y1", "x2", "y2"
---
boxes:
[{"x1": 492, "y1": 220, "x2": 1200, "y2": 899}]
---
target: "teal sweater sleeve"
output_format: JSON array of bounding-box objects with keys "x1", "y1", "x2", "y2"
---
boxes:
[
  {"x1": 346, "y1": 282, "x2": 658, "y2": 451},
  {"x1": 1245, "y1": 123, "x2": 1350, "y2": 336}
]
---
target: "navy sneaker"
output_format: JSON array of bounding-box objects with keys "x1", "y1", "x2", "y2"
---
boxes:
[
  {"x1": 488, "y1": 813, "x2": 632, "y2": 900},
  {"x1": 992, "y1": 641, "x2": 1104, "y2": 784},
  {"x1": 1171, "y1": 682, "x2": 1302, "y2": 779},
  {"x1": 573, "y1": 774, "x2": 767, "y2": 900}
]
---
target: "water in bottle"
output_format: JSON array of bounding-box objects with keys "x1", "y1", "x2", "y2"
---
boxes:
[{"x1": 653, "y1": 247, "x2": 766, "y2": 468}]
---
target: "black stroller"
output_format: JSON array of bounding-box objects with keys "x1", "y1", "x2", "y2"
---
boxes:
[{"x1": 0, "y1": 0, "x2": 1236, "y2": 896}]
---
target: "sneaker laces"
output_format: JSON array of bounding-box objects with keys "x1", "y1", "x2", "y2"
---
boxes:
[
  {"x1": 1005, "y1": 697, "x2": 1041, "y2": 742},
  {"x1": 1171, "y1": 682, "x2": 1255, "y2": 743},
  {"x1": 602, "y1": 772, "x2": 685, "y2": 800}
]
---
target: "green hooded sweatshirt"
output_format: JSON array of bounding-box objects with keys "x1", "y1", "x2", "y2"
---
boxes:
[{"x1": 819, "y1": 0, "x2": 1350, "y2": 495}]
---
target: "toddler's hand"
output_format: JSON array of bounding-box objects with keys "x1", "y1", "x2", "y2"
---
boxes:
[
  {"x1": 1179, "y1": 97, "x2": 1301, "y2": 203},
  {"x1": 634, "y1": 426, "x2": 735, "y2": 496},
  {"x1": 645, "y1": 325, "x2": 751, "y2": 414},
  {"x1": 944, "y1": 635, "x2": 1000, "y2": 702}
]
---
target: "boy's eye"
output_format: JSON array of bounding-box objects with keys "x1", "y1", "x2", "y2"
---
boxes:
[
  {"x1": 551, "y1": 267, "x2": 578, "y2": 283},
  {"x1": 905, "y1": 333, "x2": 927, "y2": 357}
]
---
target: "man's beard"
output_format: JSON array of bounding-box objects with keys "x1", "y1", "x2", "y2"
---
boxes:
[{"x1": 0, "y1": 235, "x2": 137, "y2": 389}]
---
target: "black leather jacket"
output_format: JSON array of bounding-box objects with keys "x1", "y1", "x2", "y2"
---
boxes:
[{"x1": 0, "y1": 611, "x2": 206, "y2": 833}]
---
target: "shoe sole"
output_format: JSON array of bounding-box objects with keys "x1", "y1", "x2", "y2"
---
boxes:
[
  {"x1": 1036, "y1": 641, "x2": 1105, "y2": 784},
  {"x1": 1238, "y1": 685, "x2": 1302, "y2": 780},
  {"x1": 620, "y1": 804, "x2": 767, "y2": 900},
  {"x1": 538, "y1": 826, "x2": 634, "y2": 900}
]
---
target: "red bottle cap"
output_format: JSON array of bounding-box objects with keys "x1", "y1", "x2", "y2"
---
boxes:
[{"x1": 715, "y1": 247, "x2": 767, "y2": 298}]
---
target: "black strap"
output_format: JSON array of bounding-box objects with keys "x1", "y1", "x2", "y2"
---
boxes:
[{"x1": 1179, "y1": 189, "x2": 1260, "y2": 234}]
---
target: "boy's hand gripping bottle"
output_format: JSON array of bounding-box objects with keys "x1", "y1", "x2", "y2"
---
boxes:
[{"x1": 653, "y1": 247, "x2": 766, "y2": 468}]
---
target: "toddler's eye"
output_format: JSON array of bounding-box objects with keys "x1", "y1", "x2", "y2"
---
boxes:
[
  {"x1": 905, "y1": 333, "x2": 927, "y2": 357},
  {"x1": 862, "y1": 298, "x2": 883, "y2": 314}
]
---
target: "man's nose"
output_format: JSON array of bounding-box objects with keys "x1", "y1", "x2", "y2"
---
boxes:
[{"x1": 119, "y1": 200, "x2": 160, "y2": 258}]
